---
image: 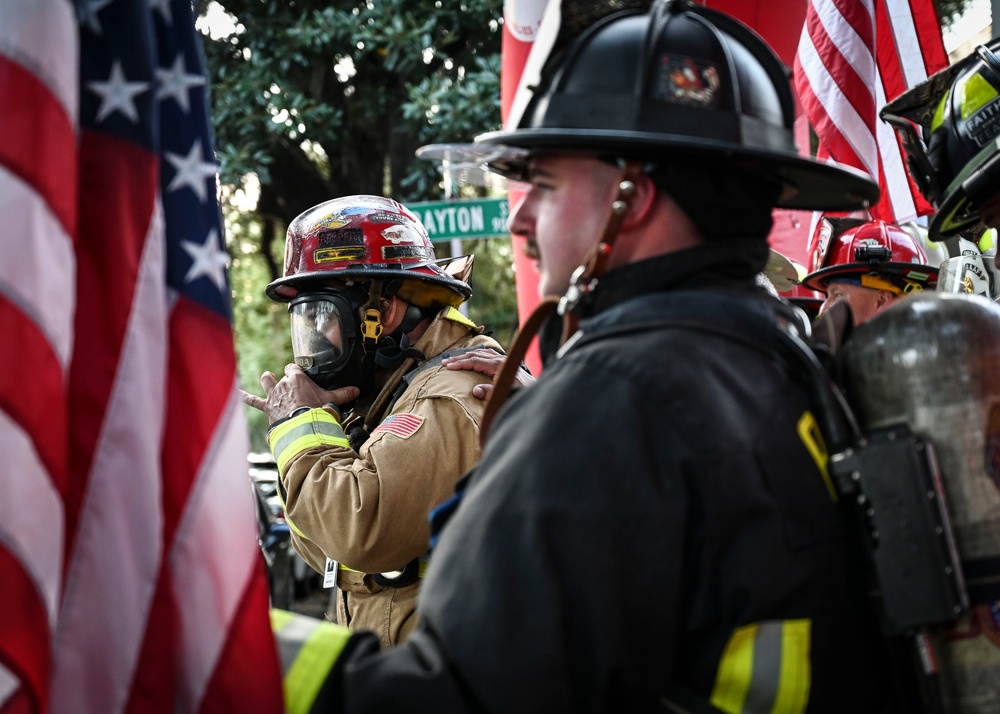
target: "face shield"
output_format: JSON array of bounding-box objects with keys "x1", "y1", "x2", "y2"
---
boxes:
[{"x1": 288, "y1": 290, "x2": 365, "y2": 389}]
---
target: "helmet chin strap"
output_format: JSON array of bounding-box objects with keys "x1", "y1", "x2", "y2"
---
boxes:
[
  {"x1": 360, "y1": 279, "x2": 386, "y2": 348},
  {"x1": 479, "y1": 159, "x2": 646, "y2": 445},
  {"x1": 557, "y1": 160, "x2": 646, "y2": 339}
]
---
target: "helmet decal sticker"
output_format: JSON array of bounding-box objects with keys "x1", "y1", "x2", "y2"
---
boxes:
[
  {"x1": 382, "y1": 245, "x2": 434, "y2": 261},
  {"x1": 382, "y1": 224, "x2": 426, "y2": 245},
  {"x1": 314, "y1": 227, "x2": 367, "y2": 263},
  {"x1": 654, "y1": 56, "x2": 720, "y2": 107},
  {"x1": 369, "y1": 210, "x2": 412, "y2": 224},
  {"x1": 964, "y1": 94, "x2": 1000, "y2": 148},
  {"x1": 315, "y1": 215, "x2": 350, "y2": 230},
  {"x1": 315, "y1": 246, "x2": 366, "y2": 263}
]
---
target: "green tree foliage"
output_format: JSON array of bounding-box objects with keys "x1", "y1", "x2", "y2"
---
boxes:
[
  {"x1": 197, "y1": 1, "x2": 514, "y2": 448},
  {"x1": 936, "y1": 0, "x2": 977, "y2": 27},
  {"x1": 200, "y1": 0, "x2": 504, "y2": 267}
]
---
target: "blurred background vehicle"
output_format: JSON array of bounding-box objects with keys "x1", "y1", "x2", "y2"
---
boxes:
[{"x1": 249, "y1": 453, "x2": 328, "y2": 617}]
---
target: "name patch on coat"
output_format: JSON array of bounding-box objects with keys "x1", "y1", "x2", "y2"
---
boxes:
[{"x1": 373, "y1": 413, "x2": 424, "y2": 439}]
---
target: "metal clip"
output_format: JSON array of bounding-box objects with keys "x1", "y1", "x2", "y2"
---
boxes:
[
  {"x1": 360, "y1": 308, "x2": 384, "y2": 341},
  {"x1": 559, "y1": 264, "x2": 598, "y2": 315}
]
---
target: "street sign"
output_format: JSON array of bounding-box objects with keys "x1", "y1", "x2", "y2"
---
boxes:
[{"x1": 406, "y1": 197, "x2": 509, "y2": 242}]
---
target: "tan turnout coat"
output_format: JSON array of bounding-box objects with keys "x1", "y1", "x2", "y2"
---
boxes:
[{"x1": 275, "y1": 307, "x2": 500, "y2": 647}]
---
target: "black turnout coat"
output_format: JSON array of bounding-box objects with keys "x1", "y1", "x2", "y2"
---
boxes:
[{"x1": 335, "y1": 239, "x2": 891, "y2": 713}]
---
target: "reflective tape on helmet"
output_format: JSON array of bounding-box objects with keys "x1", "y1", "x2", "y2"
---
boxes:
[
  {"x1": 931, "y1": 89, "x2": 950, "y2": 132},
  {"x1": 959, "y1": 72, "x2": 1000, "y2": 122},
  {"x1": 268, "y1": 408, "x2": 349, "y2": 474},
  {"x1": 710, "y1": 619, "x2": 812, "y2": 714},
  {"x1": 859, "y1": 273, "x2": 923, "y2": 297},
  {"x1": 271, "y1": 609, "x2": 352, "y2": 714}
]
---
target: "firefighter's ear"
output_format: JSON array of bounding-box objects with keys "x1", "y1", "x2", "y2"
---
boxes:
[
  {"x1": 379, "y1": 296, "x2": 406, "y2": 333},
  {"x1": 621, "y1": 173, "x2": 658, "y2": 229},
  {"x1": 877, "y1": 290, "x2": 894, "y2": 308}
]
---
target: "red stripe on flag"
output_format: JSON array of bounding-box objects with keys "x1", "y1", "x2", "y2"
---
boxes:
[
  {"x1": 0, "y1": 54, "x2": 76, "y2": 238},
  {"x1": 0, "y1": 547, "x2": 51, "y2": 714},
  {"x1": 900, "y1": 0, "x2": 948, "y2": 75},
  {"x1": 123, "y1": 558, "x2": 178, "y2": 714},
  {"x1": 831, "y1": 0, "x2": 875, "y2": 49},
  {"x1": 123, "y1": 299, "x2": 236, "y2": 712},
  {"x1": 875, "y1": 4, "x2": 906, "y2": 98},
  {"x1": 804, "y1": 10, "x2": 877, "y2": 141},
  {"x1": 65, "y1": 131, "x2": 157, "y2": 553},
  {"x1": 0, "y1": 687, "x2": 35, "y2": 714},
  {"x1": 162, "y1": 299, "x2": 238, "y2": 539},
  {"x1": 795, "y1": 77, "x2": 869, "y2": 172},
  {"x1": 197, "y1": 561, "x2": 285, "y2": 714},
  {"x1": 0, "y1": 295, "x2": 67, "y2": 488},
  {"x1": 794, "y1": 0, "x2": 947, "y2": 223}
]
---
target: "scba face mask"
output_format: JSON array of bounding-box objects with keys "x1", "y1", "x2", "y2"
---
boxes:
[{"x1": 288, "y1": 288, "x2": 372, "y2": 393}]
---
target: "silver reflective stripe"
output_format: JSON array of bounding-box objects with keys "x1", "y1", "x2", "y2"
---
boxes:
[
  {"x1": 272, "y1": 419, "x2": 345, "y2": 457},
  {"x1": 275, "y1": 611, "x2": 319, "y2": 674},
  {"x1": 743, "y1": 622, "x2": 783, "y2": 712}
]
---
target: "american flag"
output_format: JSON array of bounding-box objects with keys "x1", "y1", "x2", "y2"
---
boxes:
[
  {"x1": 0, "y1": 0, "x2": 283, "y2": 712},
  {"x1": 793, "y1": 0, "x2": 948, "y2": 224},
  {"x1": 373, "y1": 413, "x2": 426, "y2": 439}
]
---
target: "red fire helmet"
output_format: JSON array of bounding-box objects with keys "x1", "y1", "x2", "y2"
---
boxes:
[
  {"x1": 801, "y1": 218, "x2": 939, "y2": 295},
  {"x1": 266, "y1": 195, "x2": 473, "y2": 309}
]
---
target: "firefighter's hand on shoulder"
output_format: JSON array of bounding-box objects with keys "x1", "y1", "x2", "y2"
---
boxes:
[
  {"x1": 442, "y1": 348, "x2": 536, "y2": 400},
  {"x1": 241, "y1": 363, "x2": 360, "y2": 425}
]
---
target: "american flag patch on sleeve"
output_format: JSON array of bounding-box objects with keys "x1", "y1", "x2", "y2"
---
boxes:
[{"x1": 372, "y1": 413, "x2": 425, "y2": 438}]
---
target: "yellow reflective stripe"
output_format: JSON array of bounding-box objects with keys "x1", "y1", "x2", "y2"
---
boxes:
[
  {"x1": 268, "y1": 409, "x2": 349, "y2": 473},
  {"x1": 712, "y1": 624, "x2": 757, "y2": 713},
  {"x1": 959, "y1": 72, "x2": 999, "y2": 121},
  {"x1": 773, "y1": 621, "x2": 811, "y2": 714},
  {"x1": 710, "y1": 620, "x2": 812, "y2": 714},
  {"x1": 980, "y1": 228, "x2": 997, "y2": 253},
  {"x1": 796, "y1": 412, "x2": 836, "y2": 502},
  {"x1": 444, "y1": 305, "x2": 477, "y2": 329},
  {"x1": 857, "y1": 273, "x2": 927, "y2": 297},
  {"x1": 931, "y1": 89, "x2": 950, "y2": 132},
  {"x1": 271, "y1": 609, "x2": 352, "y2": 714}
]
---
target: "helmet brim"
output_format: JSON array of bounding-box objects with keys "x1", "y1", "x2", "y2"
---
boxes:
[
  {"x1": 928, "y1": 142, "x2": 1000, "y2": 240},
  {"x1": 474, "y1": 129, "x2": 880, "y2": 212},
  {"x1": 801, "y1": 262, "x2": 940, "y2": 292},
  {"x1": 266, "y1": 260, "x2": 472, "y2": 306}
]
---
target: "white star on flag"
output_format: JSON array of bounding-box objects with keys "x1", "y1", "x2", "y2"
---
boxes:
[
  {"x1": 157, "y1": 55, "x2": 205, "y2": 112},
  {"x1": 78, "y1": 0, "x2": 114, "y2": 35},
  {"x1": 181, "y1": 228, "x2": 229, "y2": 291},
  {"x1": 165, "y1": 139, "x2": 217, "y2": 202},
  {"x1": 87, "y1": 59, "x2": 149, "y2": 123}
]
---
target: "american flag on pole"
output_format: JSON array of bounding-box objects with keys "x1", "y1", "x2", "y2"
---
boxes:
[
  {"x1": 793, "y1": 0, "x2": 948, "y2": 224},
  {"x1": 0, "y1": 0, "x2": 283, "y2": 712}
]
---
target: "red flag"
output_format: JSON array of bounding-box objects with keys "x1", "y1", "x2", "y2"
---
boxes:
[
  {"x1": 793, "y1": 0, "x2": 948, "y2": 223},
  {"x1": 0, "y1": 0, "x2": 283, "y2": 712},
  {"x1": 502, "y1": 0, "x2": 548, "y2": 374}
]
